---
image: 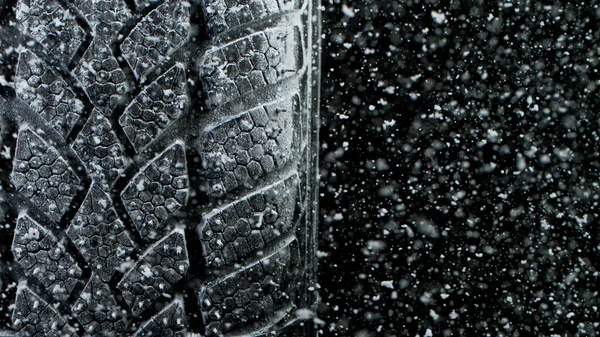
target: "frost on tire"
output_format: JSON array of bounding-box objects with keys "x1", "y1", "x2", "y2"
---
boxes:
[
  {"x1": 118, "y1": 229, "x2": 190, "y2": 316},
  {"x1": 120, "y1": 65, "x2": 189, "y2": 152},
  {"x1": 121, "y1": 142, "x2": 189, "y2": 241},
  {"x1": 199, "y1": 27, "x2": 302, "y2": 107},
  {"x1": 132, "y1": 299, "x2": 187, "y2": 337},
  {"x1": 15, "y1": 0, "x2": 85, "y2": 60},
  {"x1": 13, "y1": 285, "x2": 77, "y2": 337},
  {"x1": 200, "y1": 94, "x2": 299, "y2": 196},
  {"x1": 197, "y1": 174, "x2": 299, "y2": 271},
  {"x1": 120, "y1": 0, "x2": 190, "y2": 81},
  {"x1": 12, "y1": 216, "x2": 83, "y2": 302},
  {"x1": 15, "y1": 50, "x2": 85, "y2": 139},
  {"x1": 198, "y1": 240, "x2": 299, "y2": 337},
  {"x1": 72, "y1": 273, "x2": 128, "y2": 335},
  {"x1": 67, "y1": 183, "x2": 135, "y2": 283},
  {"x1": 11, "y1": 129, "x2": 82, "y2": 222},
  {"x1": 72, "y1": 110, "x2": 127, "y2": 190}
]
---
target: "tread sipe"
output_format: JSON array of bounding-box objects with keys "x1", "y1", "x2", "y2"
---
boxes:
[{"x1": 0, "y1": 0, "x2": 320, "y2": 336}]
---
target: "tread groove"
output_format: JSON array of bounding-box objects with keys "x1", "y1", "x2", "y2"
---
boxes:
[{"x1": 57, "y1": 0, "x2": 95, "y2": 71}]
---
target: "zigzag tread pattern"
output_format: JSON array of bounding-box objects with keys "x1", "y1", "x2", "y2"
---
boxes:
[{"x1": 4, "y1": 0, "x2": 313, "y2": 333}]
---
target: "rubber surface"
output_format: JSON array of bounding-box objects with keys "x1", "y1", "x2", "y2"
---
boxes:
[{"x1": 0, "y1": 0, "x2": 319, "y2": 335}]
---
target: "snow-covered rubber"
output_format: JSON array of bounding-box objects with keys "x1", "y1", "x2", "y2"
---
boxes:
[{"x1": 0, "y1": 0, "x2": 319, "y2": 336}]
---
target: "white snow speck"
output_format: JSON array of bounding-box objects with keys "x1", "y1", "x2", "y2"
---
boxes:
[
  {"x1": 431, "y1": 10, "x2": 447, "y2": 24},
  {"x1": 383, "y1": 119, "x2": 396, "y2": 130},
  {"x1": 381, "y1": 280, "x2": 394, "y2": 289},
  {"x1": 342, "y1": 4, "x2": 355, "y2": 18}
]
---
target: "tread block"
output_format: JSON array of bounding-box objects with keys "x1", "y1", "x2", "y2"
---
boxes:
[
  {"x1": 11, "y1": 129, "x2": 82, "y2": 222},
  {"x1": 132, "y1": 299, "x2": 187, "y2": 337},
  {"x1": 15, "y1": 0, "x2": 85, "y2": 61},
  {"x1": 76, "y1": 0, "x2": 131, "y2": 43},
  {"x1": 199, "y1": 26, "x2": 302, "y2": 107},
  {"x1": 118, "y1": 229, "x2": 190, "y2": 316},
  {"x1": 74, "y1": 40, "x2": 130, "y2": 115},
  {"x1": 121, "y1": 0, "x2": 190, "y2": 81},
  {"x1": 197, "y1": 174, "x2": 299, "y2": 271},
  {"x1": 200, "y1": 95, "x2": 298, "y2": 196},
  {"x1": 12, "y1": 285, "x2": 77, "y2": 337},
  {"x1": 67, "y1": 183, "x2": 135, "y2": 283},
  {"x1": 120, "y1": 65, "x2": 189, "y2": 152},
  {"x1": 72, "y1": 109, "x2": 127, "y2": 190},
  {"x1": 203, "y1": 0, "x2": 303, "y2": 37},
  {"x1": 15, "y1": 50, "x2": 85, "y2": 140},
  {"x1": 72, "y1": 273, "x2": 128, "y2": 335},
  {"x1": 12, "y1": 216, "x2": 83, "y2": 302},
  {"x1": 198, "y1": 240, "x2": 299, "y2": 337},
  {"x1": 121, "y1": 142, "x2": 189, "y2": 241}
]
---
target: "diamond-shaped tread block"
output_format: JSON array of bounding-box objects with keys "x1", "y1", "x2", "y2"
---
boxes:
[
  {"x1": 72, "y1": 273, "x2": 129, "y2": 335},
  {"x1": 15, "y1": 50, "x2": 85, "y2": 139},
  {"x1": 15, "y1": 0, "x2": 85, "y2": 60},
  {"x1": 76, "y1": 0, "x2": 131, "y2": 43},
  {"x1": 11, "y1": 129, "x2": 82, "y2": 222},
  {"x1": 121, "y1": 0, "x2": 190, "y2": 81},
  {"x1": 132, "y1": 299, "x2": 187, "y2": 337},
  {"x1": 199, "y1": 240, "x2": 299, "y2": 337},
  {"x1": 67, "y1": 183, "x2": 135, "y2": 283},
  {"x1": 120, "y1": 65, "x2": 189, "y2": 152},
  {"x1": 198, "y1": 26, "x2": 302, "y2": 107},
  {"x1": 197, "y1": 174, "x2": 299, "y2": 271},
  {"x1": 200, "y1": 94, "x2": 298, "y2": 196},
  {"x1": 73, "y1": 109, "x2": 127, "y2": 190},
  {"x1": 203, "y1": 0, "x2": 303, "y2": 37},
  {"x1": 74, "y1": 40, "x2": 130, "y2": 115},
  {"x1": 121, "y1": 142, "x2": 188, "y2": 241},
  {"x1": 12, "y1": 216, "x2": 83, "y2": 302},
  {"x1": 118, "y1": 229, "x2": 190, "y2": 316},
  {"x1": 13, "y1": 285, "x2": 77, "y2": 337}
]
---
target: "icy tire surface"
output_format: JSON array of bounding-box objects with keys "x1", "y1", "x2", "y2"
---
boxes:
[{"x1": 0, "y1": 0, "x2": 317, "y2": 335}]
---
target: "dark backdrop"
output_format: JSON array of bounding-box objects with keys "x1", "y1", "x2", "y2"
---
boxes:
[{"x1": 317, "y1": 1, "x2": 600, "y2": 336}]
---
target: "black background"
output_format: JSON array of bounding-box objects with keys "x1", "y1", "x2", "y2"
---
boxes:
[{"x1": 317, "y1": 0, "x2": 600, "y2": 336}]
